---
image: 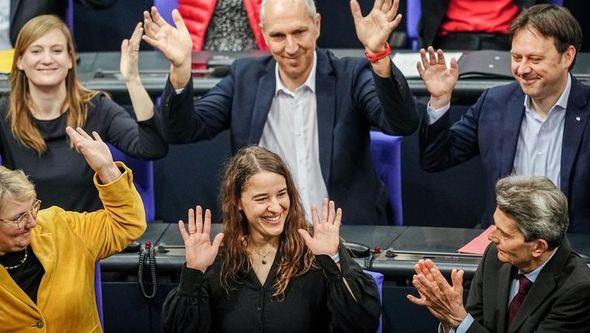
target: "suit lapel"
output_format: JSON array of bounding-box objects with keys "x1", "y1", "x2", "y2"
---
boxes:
[
  {"x1": 560, "y1": 78, "x2": 588, "y2": 197},
  {"x1": 508, "y1": 241, "x2": 571, "y2": 333},
  {"x1": 30, "y1": 226, "x2": 57, "y2": 313},
  {"x1": 495, "y1": 263, "x2": 514, "y2": 333},
  {"x1": 248, "y1": 61, "x2": 276, "y2": 144},
  {"x1": 499, "y1": 92, "x2": 526, "y2": 177},
  {"x1": 315, "y1": 51, "x2": 336, "y2": 185}
]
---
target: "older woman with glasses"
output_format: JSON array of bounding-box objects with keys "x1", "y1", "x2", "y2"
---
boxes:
[{"x1": 0, "y1": 127, "x2": 146, "y2": 332}]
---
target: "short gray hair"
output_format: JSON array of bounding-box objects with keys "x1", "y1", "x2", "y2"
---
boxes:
[
  {"x1": 260, "y1": 0, "x2": 317, "y2": 24},
  {"x1": 495, "y1": 176, "x2": 568, "y2": 249},
  {"x1": 0, "y1": 166, "x2": 36, "y2": 212}
]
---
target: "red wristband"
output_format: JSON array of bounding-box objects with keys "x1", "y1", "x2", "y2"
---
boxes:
[{"x1": 364, "y1": 43, "x2": 392, "y2": 62}]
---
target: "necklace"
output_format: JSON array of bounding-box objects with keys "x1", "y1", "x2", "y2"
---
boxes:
[
  {"x1": 253, "y1": 248, "x2": 274, "y2": 265},
  {"x1": 3, "y1": 248, "x2": 28, "y2": 270}
]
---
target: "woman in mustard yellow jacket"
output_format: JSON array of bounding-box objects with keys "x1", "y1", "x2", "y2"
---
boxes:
[{"x1": 0, "y1": 127, "x2": 146, "y2": 333}]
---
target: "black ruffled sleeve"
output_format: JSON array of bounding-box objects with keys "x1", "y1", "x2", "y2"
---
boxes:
[
  {"x1": 161, "y1": 265, "x2": 212, "y2": 333},
  {"x1": 315, "y1": 245, "x2": 381, "y2": 333}
]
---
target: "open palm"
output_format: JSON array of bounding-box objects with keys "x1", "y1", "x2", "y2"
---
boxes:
[
  {"x1": 298, "y1": 199, "x2": 341, "y2": 255},
  {"x1": 351, "y1": 0, "x2": 402, "y2": 52},
  {"x1": 179, "y1": 206, "x2": 224, "y2": 272},
  {"x1": 417, "y1": 47, "x2": 459, "y2": 99},
  {"x1": 142, "y1": 7, "x2": 192, "y2": 68}
]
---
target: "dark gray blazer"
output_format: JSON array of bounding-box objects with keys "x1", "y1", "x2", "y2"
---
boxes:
[{"x1": 465, "y1": 240, "x2": 590, "y2": 332}]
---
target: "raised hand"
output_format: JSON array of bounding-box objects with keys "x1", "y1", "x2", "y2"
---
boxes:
[
  {"x1": 417, "y1": 47, "x2": 459, "y2": 109},
  {"x1": 142, "y1": 7, "x2": 192, "y2": 88},
  {"x1": 179, "y1": 206, "x2": 224, "y2": 272},
  {"x1": 120, "y1": 22, "x2": 143, "y2": 83},
  {"x1": 66, "y1": 126, "x2": 121, "y2": 183},
  {"x1": 298, "y1": 198, "x2": 341, "y2": 256},
  {"x1": 350, "y1": 0, "x2": 402, "y2": 53}
]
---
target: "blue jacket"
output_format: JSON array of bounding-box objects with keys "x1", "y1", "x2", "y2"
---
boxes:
[
  {"x1": 157, "y1": 49, "x2": 418, "y2": 225},
  {"x1": 420, "y1": 77, "x2": 590, "y2": 233}
]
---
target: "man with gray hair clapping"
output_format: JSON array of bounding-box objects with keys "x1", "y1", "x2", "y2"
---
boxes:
[{"x1": 407, "y1": 176, "x2": 590, "y2": 333}]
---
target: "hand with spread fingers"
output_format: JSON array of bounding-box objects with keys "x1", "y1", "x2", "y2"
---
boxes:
[
  {"x1": 298, "y1": 198, "x2": 341, "y2": 256},
  {"x1": 65, "y1": 126, "x2": 121, "y2": 183},
  {"x1": 417, "y1": 46, "x2": 459, "y2": 109},
  {"x1": 350, "y1": 0, "x2": 402, "y2": 53},
  {"x1": 406, "y1": 259, "x2": 468, "y2": 330},
  {"x1": 179, "y1": 205, "x2": 224, "y2": 273},
  {"x1": 120, "y1": 22, "x2": 143, "y2": 83},
  {"x1": 141, "y1": 7, "x2": 192, "y2": 88}
]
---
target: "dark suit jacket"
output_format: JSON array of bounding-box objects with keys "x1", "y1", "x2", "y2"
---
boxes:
[
  {"x1": 465, "y1": 241, "x2": 590, "y2": 332},
  {"x1": 420, "y1": 77, "x2": 590, "y2": 233},
  {"x1": 9, "y1": 0, "x2": 117, "y2": 45},
  {"x1": 418, "y1": 0, "x2": 547, "y2": 48},
  {"x1": 157, "y1": 49, "x2": 418, "y2": 225}
]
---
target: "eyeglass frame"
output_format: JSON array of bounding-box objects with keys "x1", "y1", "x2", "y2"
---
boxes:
[{"x1": 0, "y1": 199, "x2": 42, "y2": 228}]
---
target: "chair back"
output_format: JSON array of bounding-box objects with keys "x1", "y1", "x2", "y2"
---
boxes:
[
  {"x1": 154, "y1": 0, "x2": 179, "y2": 25},
  {"x1": 370, "y1": 131, "x2": 403, "y2": 226},
  {"x1": 406, "y1": 0, "x2": 421, "y2": 50},
  {"x1": 108, "y1": 145, "x2": 155, "y2": 222},
  {"x1": 364, "y1": 270, "x2": 384, "y2": 333}
]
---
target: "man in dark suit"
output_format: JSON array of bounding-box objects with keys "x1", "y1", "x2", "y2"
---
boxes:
[
  {"x1": 408, "y1": 176, "x2": 590, "y2": 332},
  {"x1": 8, "y1": 0, "x2": 117, "y2": 46},
  {"x1": 142, "y1": 0, "x2": 418, "y2": 225},
  {"x1": 417, "y1": 5, "x2": 590, "y2": 233},
  {"x1": 419, "y1": 0, "x2": 549, "y2": 50}
]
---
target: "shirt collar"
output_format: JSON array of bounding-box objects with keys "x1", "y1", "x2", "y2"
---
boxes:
[
  {"x1": 523, "y1": 74, "x2": 572, "y2": 115},
  {"x1": 275, "y1": 51, "x2": 317, "y2": 95},
  {"x1": 520, "y1": 246, "x2": 558, "y2": 283}
]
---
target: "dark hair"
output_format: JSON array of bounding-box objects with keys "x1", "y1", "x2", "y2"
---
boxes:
[
  {"x1": 219, "y1": 146, "x2": 314, "y2": 299},
  {"x1": 508, "y1": 4, "x2": 582, "y2": 69},
  {"x1": 495, "y1": 176, "x2": 568, "y2": 249}
]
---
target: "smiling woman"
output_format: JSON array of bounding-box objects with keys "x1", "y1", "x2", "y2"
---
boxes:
[
  {"x1": 161, "y1": 146, "x2": 381, "y2": 333},
  {"x1": 1, "y1": 15, "x2": 167, "y2": 213},
  {"x1": 0, "y1": 126, "x2": 146, "y2": 332}
]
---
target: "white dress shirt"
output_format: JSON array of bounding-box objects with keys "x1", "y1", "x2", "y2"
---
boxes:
[{"x1": 259, "y1": 52, "x2": 328, "y2": 220}]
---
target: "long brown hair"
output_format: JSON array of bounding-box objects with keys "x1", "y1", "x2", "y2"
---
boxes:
[
  {"x1": 219, "y1": 146, "x2": 315, "y2": 299},
  {"x1": 9, "y1": 15, "x2": 99, "y2": 154}
]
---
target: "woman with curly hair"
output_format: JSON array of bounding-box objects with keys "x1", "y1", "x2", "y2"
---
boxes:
[{"x1": 162, "y1": 146, "x2": 380, "y2": 333}]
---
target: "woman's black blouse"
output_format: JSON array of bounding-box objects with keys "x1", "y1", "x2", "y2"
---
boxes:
[{"x1": 161, "y1": 247, "x2": 381, "y2": 333}]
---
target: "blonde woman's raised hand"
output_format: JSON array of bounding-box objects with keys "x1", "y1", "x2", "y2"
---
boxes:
[
  {"x1": 179, "y1": 206, "x2": 224, "y2": 273},
  {"x1": 66, "y1": 126, "x2": 121, "y2": 183}
]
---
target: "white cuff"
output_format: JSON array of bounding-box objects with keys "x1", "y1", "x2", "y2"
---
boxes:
[{"x1": 427, "y1": 101, "x2": 451, "y2": 125}]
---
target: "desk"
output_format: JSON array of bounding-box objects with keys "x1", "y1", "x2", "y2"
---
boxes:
[
  {"x1": 26, "y1": 50, "x2": 588, "y2": 102},
  {"x1": 100, "y1": 223, "x2": 590, "y2": 333}
]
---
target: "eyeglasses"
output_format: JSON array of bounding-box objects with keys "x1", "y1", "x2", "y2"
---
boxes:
[{"x1": 0, "y1": 199, "x2": 41, "y2": 228}]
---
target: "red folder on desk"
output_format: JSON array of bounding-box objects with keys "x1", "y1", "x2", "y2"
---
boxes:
[{"x1": 458, "y1": 226, "x2": 494, "y2": 254}]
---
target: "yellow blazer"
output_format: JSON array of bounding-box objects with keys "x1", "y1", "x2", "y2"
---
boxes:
[{"x1": 0, "y1": 163, "x2": 146, "y2": 333}]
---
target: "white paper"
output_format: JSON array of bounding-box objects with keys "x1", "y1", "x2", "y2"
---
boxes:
[{"x1": 391, "y1": 52, "x2": 463, "y2": 78}]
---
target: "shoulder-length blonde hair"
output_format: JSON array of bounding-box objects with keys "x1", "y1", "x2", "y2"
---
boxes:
[
  {"x1": 220, "y1": 146, "x2": 315, "y2": 299},
  {"x1": 9, "y1": 15, "x2": 99, "y2": 154}
]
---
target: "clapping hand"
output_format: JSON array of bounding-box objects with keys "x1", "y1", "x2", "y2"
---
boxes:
[
  {"x1": 417, "y1": 47, "x2": 459, "y2": 109},
  {"x1": 406, "y1": 259, "x2": 468, "y2": 328},
  {"x1": 179, "y1": 206, "x2": 224, "y2": 273},
  {"x1": 141, "y1": 7, "x2": 192, "y2": 88},
  {"x1": 120, "y1": 22, "x2": 143, "y2": 83},
  {"x1": 298, "y1": 198, "x2": 342, "y2": 256},
  {"x1": 350, "y1": 0, "x2": 402, "y2": 53},
  {"x1": 66, "y1": 127, "x2": 121, "y2": 183}
]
